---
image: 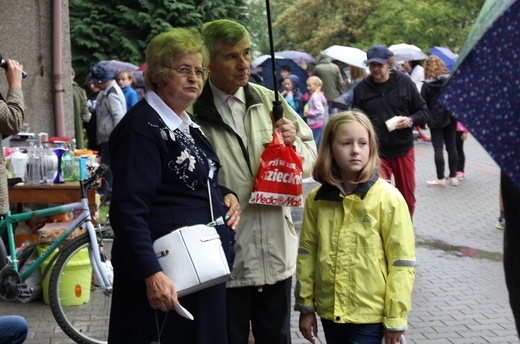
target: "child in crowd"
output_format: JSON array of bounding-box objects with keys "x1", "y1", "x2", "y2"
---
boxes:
[
  {"x1": 282, "y1": 74, "x2": 303, "y2": 118},
  {"x1": 295, "y1": 111, "x2": 415, "y2": 344},
  {"x1": 455, "y1": 121, "x2": 469, "y2": 180},
  {"x1": 305, "y1": 76, "x2": 328, "y2": 147},
  {"x1": 116, "y1": 70, "x2": 139, "y2": 111}
]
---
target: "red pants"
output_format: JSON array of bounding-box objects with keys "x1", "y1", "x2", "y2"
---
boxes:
[{"x1": 379, "y1": 148, "x2": 416, "y2": 218}]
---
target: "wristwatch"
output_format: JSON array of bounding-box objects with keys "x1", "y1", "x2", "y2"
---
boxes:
[{"x1": 408, "y1": 118, "x2": 414, "y2": 128}]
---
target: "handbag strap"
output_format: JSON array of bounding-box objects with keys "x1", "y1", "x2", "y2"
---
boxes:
[{"x1": 206, "y1": 180, "x2": 225, "y2": 227}]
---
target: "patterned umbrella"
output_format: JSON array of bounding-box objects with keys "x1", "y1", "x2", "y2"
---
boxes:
[{"x1": 439, "y1": 0, "x2": 519, "y2": 188}]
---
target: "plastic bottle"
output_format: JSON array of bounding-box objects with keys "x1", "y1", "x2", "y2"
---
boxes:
[{"x1": 61, "y1": 140, "x2": 75, "y2": 181}]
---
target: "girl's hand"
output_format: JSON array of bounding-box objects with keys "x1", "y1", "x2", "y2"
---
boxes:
[
  {"x1": 461, "y1": 132, "x2": 468, "y2": 141},
  {"x1": 224, "y1": 193, "x2": 240, "y2": 230},
  {"x1": 383, "y1": 330, "x2": 404, "y2": 344},
  {"x1": 299, "y1": 312, "x2": 318, "y2": 344}
]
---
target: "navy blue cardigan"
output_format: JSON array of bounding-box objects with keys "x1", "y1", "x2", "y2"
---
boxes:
[{"x1": 108, "y1": 99, "x2": 235, "y2": 282}]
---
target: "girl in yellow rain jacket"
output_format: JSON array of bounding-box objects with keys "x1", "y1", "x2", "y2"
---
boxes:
[{"x1": 295, "y1": 111, "x2": 415, "y2": 344}]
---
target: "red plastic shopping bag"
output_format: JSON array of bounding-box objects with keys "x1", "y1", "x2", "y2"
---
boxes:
[{"x1": 249, "y1": 130, "x2": 303, "y2": 207}]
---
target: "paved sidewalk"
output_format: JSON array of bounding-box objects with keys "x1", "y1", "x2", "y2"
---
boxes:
[{"x1": 1, "y1": 132, "x2": 519, "y2": 343}]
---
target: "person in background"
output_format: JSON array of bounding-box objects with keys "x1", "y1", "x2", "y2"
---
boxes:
[
  {"x1": 280, "y1": 65, "x2": 292, "y2": 82},
  {"x1": 87, "y1": 64, "x2": 126, "y2": 198},
  {"x1": 72, "y1": 68, "x2": 91, "y2": 149},
  {"x1": 0, "y1": 315, "x2": 29, "y2": 344},
  {"x1": 108, "y1": 27, "x2": 240, "y2": 344},
  {"x1": 497, "y1": 185, "x2": 505, "y2": 230},
  {"x1": 282, "y1": 74, "x2": 303, "y2": 118},
  {"x1": 305, "y1": 76, "x2": 328, "y2": 148},
  {"x1": 408, "y1": 60, "x2": 424, "y2": 93},
  {"x1": 193, "y1": 19, "x2": 317, "y2": 344},
  {"x1": 404, "y1": 60, "x2": 430, "y2": 142},
  {"x1": 352, "y1": 44, "x2": 429, "y2": 218},
  {"x1": 0, "y1": 58, "x2": 24, "y2": 216},
  {"x1": 312, "y1": 52, "x2": 346, "y2": 114},
  {"x1": 84, "y1": 81, "x2": 101, "y2": 152},
  {"x1": 455, "y1": 121, "x2": 468, "y2": 181},
  {"x1": 295, "y1": 111, "x2": 415, "y2": 344},
  {"x1": 343, "y1": 65, "x2": 367, "y2": 110},
  {"x1": 421, "y1": 55, "x2": 458, "y2": 188},
  {"x1": 116, "y1": 69, "x2": 139, "y2": 111}
]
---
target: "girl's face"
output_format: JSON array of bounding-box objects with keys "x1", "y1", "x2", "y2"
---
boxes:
[
  {"x1": 282, "y1": 80, "x2": 294, "y2": 91},
  {"x1": 306, "y1": 81, "x2": 319, "y2": 93},
  {"x1": 332, "y1": 122, "x2": 370, "y2": 181}
]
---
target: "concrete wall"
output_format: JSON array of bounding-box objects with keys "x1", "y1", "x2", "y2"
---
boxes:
[{"x1": 0, "y1": 0, "x2": 73, "y2": 139}]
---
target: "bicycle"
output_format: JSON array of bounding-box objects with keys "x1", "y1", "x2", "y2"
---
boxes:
[{"x1": 0, "y1": 165, "x2": 113, "y2": 344}]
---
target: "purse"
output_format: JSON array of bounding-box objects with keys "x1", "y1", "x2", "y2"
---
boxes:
[{"x1": 153, "y1": 181, "x2": 230, "y2": 297}]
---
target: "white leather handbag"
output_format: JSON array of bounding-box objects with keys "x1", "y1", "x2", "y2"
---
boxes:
[{"x1": 153, "y1": 181, "x2": 230, "y2": 297}]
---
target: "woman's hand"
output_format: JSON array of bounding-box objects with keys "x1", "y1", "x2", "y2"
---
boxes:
[
  {"x1": 461, "y1": 131, "x2": 468, "y2": 141},
  {"x1": 383, "y1": 330, "x2": 404, "y2": 344},
  {"x1": 299, "y1": 312, "x2": 318, "y2": 344},
  {"x1": 145, "y1": 271, "x2": 177, "y2": 312},
  {"x1": 224, "y1": 193, "x2": 240, "y2": 230}
]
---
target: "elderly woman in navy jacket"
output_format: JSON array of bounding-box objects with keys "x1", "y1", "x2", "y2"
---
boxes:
[{"x1": 108, "y1": 28, "x2": 240, "y2": 344}]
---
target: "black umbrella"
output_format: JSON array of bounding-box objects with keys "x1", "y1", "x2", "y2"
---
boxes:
[{"x1": 266, "y1": 0, "x2": 283, "y2": 122}]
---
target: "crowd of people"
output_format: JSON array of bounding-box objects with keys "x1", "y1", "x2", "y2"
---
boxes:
[{"x1": 2, "y1": 15, "x2": 519, "y2": 344}]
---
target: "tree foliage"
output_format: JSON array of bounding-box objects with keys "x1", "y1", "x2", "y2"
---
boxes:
[
  {"x1": 269, "y1": 0, "x2": 484, "y2": 58},
  {"x1": 69, "y1": 0, "x2": 247, "y2": 85}
]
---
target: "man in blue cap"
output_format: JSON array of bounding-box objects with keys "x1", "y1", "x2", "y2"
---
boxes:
[
  {"x1": 352, "y1": 44, "x2": 429, "y2": 219},
  {"x1": 87, "y1": 65, "x2": 126, "y2": 198}
]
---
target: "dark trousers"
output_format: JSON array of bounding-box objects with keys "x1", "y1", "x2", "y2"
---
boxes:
[
  {"x1": 456, "y1": 131, "x2": 466, "y2": 172},
  {"x1": 502, "y1": 172, "x2": 520, "y2": 336},
  {"x1": 430, "y1": 122, "x2": 458, "y2": 179},
  {"x1": 321, "y1": 320, "x2": 384, "y2": 344},
  {"x1": 227, "y1": 277, "x2": 292, "y2": 344}
]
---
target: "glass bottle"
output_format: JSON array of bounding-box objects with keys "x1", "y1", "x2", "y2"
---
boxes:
[
  {"x1": 41, "y1": 141, "x2": 58, "y2": 185},
  {"x1": 26, "y1": 142, "x2": 42, "y2": 185}
]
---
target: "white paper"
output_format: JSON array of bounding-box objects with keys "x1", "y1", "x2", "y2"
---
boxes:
[
  {"x1": 173, "y1": 298, "x2": 194, "y2": 320},
  {"x1": 385, "y1": 116, "x2": 400, "y2": 132}
]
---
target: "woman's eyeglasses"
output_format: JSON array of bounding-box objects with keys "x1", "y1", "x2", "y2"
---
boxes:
[{"x1": 164, "y1": 66, "x2": 208, "y2": 79}]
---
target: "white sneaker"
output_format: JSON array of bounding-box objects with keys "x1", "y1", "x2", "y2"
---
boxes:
[
  {"x1": 449, "y1": 178, "x2": 459, "y2": 186},
  {"x1": 426, "y1": 179, "x2": 446, "y2": 187}
]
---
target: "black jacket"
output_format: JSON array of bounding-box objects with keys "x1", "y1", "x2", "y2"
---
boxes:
[
  {"x1": 352, "y1": 70, "x2": 429, "y2": 158},
  {"x1": 421, "y1": 76, "x2": 454, "y2": 129}
]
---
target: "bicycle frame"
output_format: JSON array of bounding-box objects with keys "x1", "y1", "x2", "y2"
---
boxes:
[{"x1": 0, "y1": 169, "x2": 112, "y2": 292}]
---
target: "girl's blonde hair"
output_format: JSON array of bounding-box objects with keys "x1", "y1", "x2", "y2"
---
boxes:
[
  {"x1": 312, "y1": 110, "x2": 380, "y2": 186},
  {"x1": 307, "y1": 75, "x2": 322, "y2": 87}
]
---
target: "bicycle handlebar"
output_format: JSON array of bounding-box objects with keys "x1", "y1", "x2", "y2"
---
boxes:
[{"x1": 80, "y1": 164, "x2": 108, "y2": 194}]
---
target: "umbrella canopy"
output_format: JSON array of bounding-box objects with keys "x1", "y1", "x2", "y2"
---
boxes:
[
  {"x1": 94, "y1": 60, "x2": 139, "y2": 73},
  {"x1": 276, "y1": 50, "x2": 315, "y2": 64},
  {"x1": 323, "y1": 45, "x2": 367, "y2": 69},
  {"x1": 252, "y1": 54, "x2": 283, "y2": 68},
  {"x1": 259, "y1": 57, "x2": 308, "y2": 95},
  {"x1": 430, "y1": 46, "x2": 458, "y2": 71},
  {"x1": 439, "y1": 0, "x2": 519, "y2": 188},
  {"x1": 389, "y1": 43, "x2": 427, "y2": 61}
]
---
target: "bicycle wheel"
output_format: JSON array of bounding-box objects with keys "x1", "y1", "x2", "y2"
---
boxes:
[{"x1": 48, "y1": 234, "x2": 114, "y2": 344}]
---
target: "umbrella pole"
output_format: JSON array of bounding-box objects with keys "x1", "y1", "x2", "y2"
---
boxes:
[{"x1": 265, "y1": 0, "x2": 283, "y2": 121}]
